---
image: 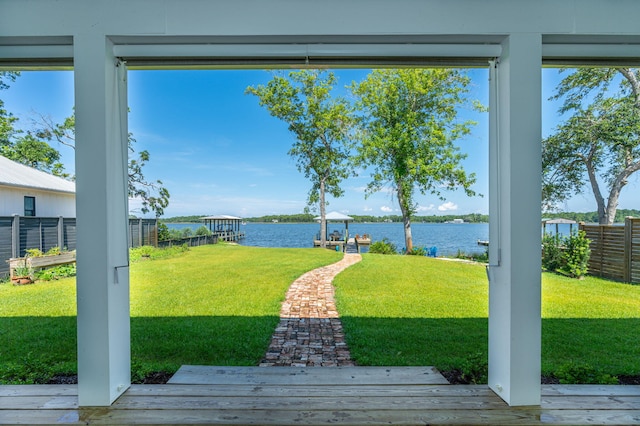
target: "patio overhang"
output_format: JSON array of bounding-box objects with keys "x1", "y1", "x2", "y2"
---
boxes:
[{"x1": 2, "y1": 0, "x2": 640, "y2": 408}]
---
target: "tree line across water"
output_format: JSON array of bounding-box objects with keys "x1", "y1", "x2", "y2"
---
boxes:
[
  {"x1": 160, "y1": 210, "x2": 640, "y2": 225},
  {"x1": 162, "y1": 213, "x2": 488, "y2": 224},
  {"x1": 541, "y1": 209, "x2": 640, "y2": 224}
]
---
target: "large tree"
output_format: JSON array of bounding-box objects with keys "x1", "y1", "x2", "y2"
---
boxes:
[
  {"x1": 36, "y1": 113, "x2": 170, "y2": 217},
  {"x1": 246, "y1": 70, "x2": 353, "y2": 248},
  {"x1": 1, "y1": 72, "x2": 169, "y2": 216},
  {"x1": 543, "y1": 68, "x2": 640, "y2": 225},
  {"x1": 3, "y1": 132, "x2": 68, "y2": 177},
  {"x1": 351, "y1": 69, "x2": 478, "y2": 252}
]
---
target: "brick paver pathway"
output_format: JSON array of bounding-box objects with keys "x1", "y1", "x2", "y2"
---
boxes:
[{"x1": 259, "y1": 253, "x2": 362, "y2": 367}]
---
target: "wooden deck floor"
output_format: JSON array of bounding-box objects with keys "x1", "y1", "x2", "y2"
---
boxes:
[{"x1": 1, "y1": 366, "x2": 640, "y2": 425}]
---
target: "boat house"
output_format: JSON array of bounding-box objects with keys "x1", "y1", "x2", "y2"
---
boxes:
[
  {"x1": 313, "y1": 211, "x2": 371, "y2": 253},
  {"x1": 201, "y1": 215, "x2": 245, "y2": 242}
]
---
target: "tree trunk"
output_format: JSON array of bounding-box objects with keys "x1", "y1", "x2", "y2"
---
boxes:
[
  {"x1": 319, "y1": 179, "x2": 327, "y2": 248},
  {"x1": 403, "y1": 214, "x2": 413, "y2": 253},
  {"x1": 603, "y1": 193, "x2": 618, "y2": 225},
  {"x1": 585, "y1": 158, "x2": 608, "y2": 224},
  {"x1": 397, "y1": 186, "x2": 413, "y2": 252}
]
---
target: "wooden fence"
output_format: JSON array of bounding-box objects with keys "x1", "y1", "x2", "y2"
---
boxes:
[
  {"x1": 579, "y1": 217, "x2": 640, "y2": 283},
  {"x1": 158, "y1": 234, "x2": 218, "y2": 248},
  {"x1": 1, "y1": 216, "x2": 157, "y2": 278}
]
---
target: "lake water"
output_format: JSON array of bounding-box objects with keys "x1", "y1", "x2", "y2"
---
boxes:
[{"x1": 167, "y1": 222, "x2": 490, "y2": 256}]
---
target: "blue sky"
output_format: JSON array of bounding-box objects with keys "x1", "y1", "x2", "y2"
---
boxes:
[{"x1": 2, "y1": 68, "x2": 638, "y2": 218}]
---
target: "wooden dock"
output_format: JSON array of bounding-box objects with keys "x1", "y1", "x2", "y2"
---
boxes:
[
  {"x1": 214, "y1": 230, "x2": 245, "y2": 242},
  {"x1": 314, "y1": 236, "x2": 371, "y2": 253},
  {"x1": 2, "y1": 366, "x2": 639, "y2": 425}
]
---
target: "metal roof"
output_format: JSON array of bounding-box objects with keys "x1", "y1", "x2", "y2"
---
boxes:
[
  {"x1": 201, "y1": 215, "x2": 243, "y2": 220},
  {"x1": 314, "y1": 211, "x2": 353, "y2": 221},
  {"x1": 541, "y1": 218, "x2": 577, "y2": 224},
  {"x1": 0, "y1": 155, "x2": 75, "y2": 194}
]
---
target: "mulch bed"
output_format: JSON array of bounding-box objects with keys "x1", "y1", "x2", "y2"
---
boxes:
[
  {"x1": 44, "y1": 371, "x2": 640, "y2": 385},
  {"x1": 440, "y1": 370, "x2": 640, "y2": 385},
  {"x1": 46, "y1": 372, "x2": 173, "y2": 385}
]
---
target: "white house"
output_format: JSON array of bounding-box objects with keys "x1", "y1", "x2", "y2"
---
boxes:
[{"x1": 0, "y1": 155, "x2": 75, "y2": 217}]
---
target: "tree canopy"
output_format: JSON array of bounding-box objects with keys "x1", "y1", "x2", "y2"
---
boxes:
[
  {"x1": 350, "y1": 69, "x2": 478, "y2": 251},
  {"x1": 0, "y1": 72, "x2": 19, "y2": 153},
  {"x1": 36, "y1": 113, "x2": 170, "y2": 217},
  {"x1": 3, "y1": 133, "x2": 67, "y2": 177},
  {"x1": 543, "y1": 68, "x2": 640, "y2": 225},
  {"x1": 2, "y1": 71, "x2": 170, "y2": 217},
  {"x1": 246, "y1": 70, "x2": 353, "y2": 247}
]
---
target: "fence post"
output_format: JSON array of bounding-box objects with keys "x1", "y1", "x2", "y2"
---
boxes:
[
  {"x1": 138, "y1": 218, "x2": 143, "y2": 247},
  {"x1": 153, "y1": 219, "x2": 158, "y2": 247},
  {"x1": 624, "y1": 217, "x2": 632, "y2": 283},
  {"x1": 11, "y1": 214, "x2": 20, "y2": 258},
  {"x1": 58, "y1": 216, "x2": 65, "y2": 250}
]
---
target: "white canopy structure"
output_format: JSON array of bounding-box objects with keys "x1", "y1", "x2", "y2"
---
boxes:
[
  {"x1": 314, "y1": 211, "x2": 353, "y2": 222},
  {"x1": 201, "y1": 215, "x2": 243, "y2": 233},
  {"x1": 315, "y1": 211, "x2": 354, "y2": 241},
  {"x1": 542, "y1": 218, "x2": 578, "y2": 236},
  {"x1": 3, "y1": 0, "x2": 640, "y2": 408}
]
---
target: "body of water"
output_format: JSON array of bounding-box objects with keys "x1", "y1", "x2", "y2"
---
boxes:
[{"x1": 167, "y1": 222, "x2": 490, "y2": 256}]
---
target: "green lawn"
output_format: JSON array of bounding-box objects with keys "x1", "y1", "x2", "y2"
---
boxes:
[
  {"x1": 0, "y1": 244, "x2": 341, "y2": 383},
  {"x1": 334, "y1": 254, "x2": 640, "y2": 383},
  {"x1": 1, "y1": 245, "x2": 638, "y2": 384}
]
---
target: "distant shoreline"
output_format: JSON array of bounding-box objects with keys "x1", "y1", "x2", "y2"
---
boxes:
[{"x1": 159, "y1": 209, "x2": 639, "y2": 225}]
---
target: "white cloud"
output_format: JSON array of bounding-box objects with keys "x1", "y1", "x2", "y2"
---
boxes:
[
  {"x1": 380, "y1": 206, "x2": 393, "y2": 212},
  {"x1": 416, "y1": 204, "x2": 435, "y2": 212},
  {"x1": 438, "y1": 201, "x2": 458, "y2": 212},
  {"x1": 350, "y1": 186, "x2": 368, "y2": 193},
  {"x1": 363, "y1": 206, "x2": 373, "y2": 212}
]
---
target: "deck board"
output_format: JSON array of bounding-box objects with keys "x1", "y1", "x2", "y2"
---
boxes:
[
  {"x1": 1, "y1": 367, "x2": 640, "y2": 425},
  {"x1": 169, "y1": 365, "x2": 449, "y2": 385}
]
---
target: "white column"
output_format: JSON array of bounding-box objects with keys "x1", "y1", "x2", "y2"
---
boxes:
[
  {"x1": 487, "y1": 33, "x2": 542, "y2": 406},
  {"x1": 74, "y1": 34, "x2": 131, "y2": 406}
]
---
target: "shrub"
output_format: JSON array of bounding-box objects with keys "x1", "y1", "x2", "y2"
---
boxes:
[
  {"x1": 406, "y1": 247, "x2": 427, "y2": 256},
  {"x1": 24, "y1": 248, "x2": 44, "y2": 257},
  {"x1": 541, "y1": 233, "x2": 563, "y2": 272},
  {"x1": 541, "y1": 230, "x2": 591, "y2": 279},
  {"x1": 195, "y1": 226, "x2": 212, "y2": 236},
  {"x1": 35, "y1": 264, "x2": 76, "y2": 281},
  {"x1": 157, "y1": 223, "x2": 171, "y2": 241},
  {"x1": 460, "y1": 352, "x2": 488, "y2": 384},
  {"x1": 369, "y1": 238, "x2": 397, "y2": 255},
  {"x1": 560, "y1": 229, "x2": 591, "y2": 279},
  {"x1": 454, "y1": 249, "x2": 489, "y2": 263},
  {"x1": 555, "y1": 362, "x2": 617, "y2": 385},
  {"x1": 45, "y1": 246, "x2": 62, "y2": 256}
]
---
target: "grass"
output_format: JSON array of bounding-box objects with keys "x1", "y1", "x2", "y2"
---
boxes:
[
  {"x1": 0, "y1": 244, "x2": 341, "y2": 383},
  {"x1": 333, "y1": 254, "x2": 640, "y2": 383},
  {"x1": 1, "y1": 244, "x2": 638, "y2": 384}
]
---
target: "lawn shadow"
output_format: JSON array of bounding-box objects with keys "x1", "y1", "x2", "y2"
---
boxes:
[
  {"x1": 0, "y1": 315, "x2": 280, "y2": 383},
  {"x1": 339, "y1": 316, "x2": 640, "y2": 378},
  {"x1": 1, "y1": 316, "x2": 638, "y2": 384}
]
